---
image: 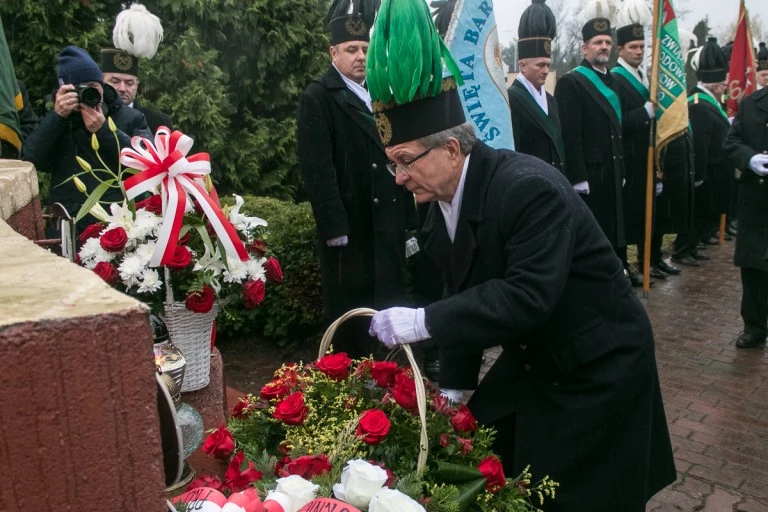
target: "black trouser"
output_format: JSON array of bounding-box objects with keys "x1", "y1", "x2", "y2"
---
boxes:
[
  {"x1": 0, "y1": 139, "x2": 19, "y2": 159},
  {"x1": 740, "y1": 267, "x2": 768, "y2": 337},
  {"x1": 674, "y1": 216, "x2": 706, "y2": 257},
  {"x1": 638, "y1": 234, "x2": 664, "y2": 266},
  {"x1": 488, "y1": 412, "x2": 517, "y2": 474},
  {"x1": 616, "y1": 245, "x2": 630, "y2": 269}
]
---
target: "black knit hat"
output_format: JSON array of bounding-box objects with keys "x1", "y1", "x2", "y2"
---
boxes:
[
  {"x1": 582, "y1": 18, "x2": 612, "y2": 42},
  {"x1": 518, "y1": 0, "x2": 557, "y2": 59},
  {"x1": 57, "y1": 46, "x2": 103, "y2": 85},
  {"x1": 757, "y1": 42, "x2": 768, "y2": 72},
  {"x1": 617, "y1": 23, "x2": 644, "y2": 46},
  {"x1": 100, "y1": 48, "x2": 138, "y2": 76},
  {"x1": 697, "y1": 37, "x2": 728, "y2": 83},
  {"x1": 325, "y1": 0, "x2": 380, "y2": 45}
]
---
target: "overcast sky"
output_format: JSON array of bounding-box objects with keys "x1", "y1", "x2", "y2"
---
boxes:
[{"x1": 492, "y1": 0, "x2": 768, "y2": 47}]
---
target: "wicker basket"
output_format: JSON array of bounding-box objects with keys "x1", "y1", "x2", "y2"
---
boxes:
[{"x1": 318, "y1": 308, "x2": 429, "y2": 472}]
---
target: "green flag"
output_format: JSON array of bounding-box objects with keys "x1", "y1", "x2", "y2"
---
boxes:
[{"x1": 0, "y1": 15, "x2": 22, "y2": 153}]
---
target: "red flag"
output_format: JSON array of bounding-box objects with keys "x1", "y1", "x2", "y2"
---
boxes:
[{"x1": 726, "y1": 0, "x2": 757, "y2": 117}]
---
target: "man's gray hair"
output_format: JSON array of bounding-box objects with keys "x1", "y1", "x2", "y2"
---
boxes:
[{"x1": 417, "y1": 122, "x2": 477, "y2": 155}]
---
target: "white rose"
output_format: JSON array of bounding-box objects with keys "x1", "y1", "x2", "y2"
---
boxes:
[
  {"x1": 332, "y1": 459, "x2": 388, "y2": 510},
  {"x1": 274, "y1": 474, "x2": 319, "y2": 512},
  {"x1": 368, "y1": 488, "x2": 425, "y2": 512}
]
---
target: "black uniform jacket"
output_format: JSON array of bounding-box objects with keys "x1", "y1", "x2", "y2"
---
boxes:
[
  {"x1": 724, "y1": 87, "x2": 768, "y2": 270},
  {"x1": 134, "y1": 100, "x2": 173, "y2": 134},
  {"x1": 422, "y1": 142, "x2": 675, "y2": 511},
  {"x1": 555, "y1": 60, "x2": 626, "y2": 248},
  {"x1": 657, "y1": 131, "x2": 695, "y2": 235},
  {"x1": 297, "y1": 65, "x2": 416, "y2": 317},
  {"x1": 612, "y1": 65, "x2": 654, "y2": 244},
  {"x1": 508, "y1": 79, "x2": 564, "y2": 172}
]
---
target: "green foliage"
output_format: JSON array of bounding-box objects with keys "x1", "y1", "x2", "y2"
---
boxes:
[{"x1": 217, "y1": 195, "x2": 324, "y2": 347}]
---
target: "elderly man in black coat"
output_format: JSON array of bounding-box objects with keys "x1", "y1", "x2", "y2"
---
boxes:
[
  {"x1": 298, "y1": 5, "x2": 415, "y2": 358},
  {"x1": 723, "y1": 86, "x2": 768, "y2": 348}
]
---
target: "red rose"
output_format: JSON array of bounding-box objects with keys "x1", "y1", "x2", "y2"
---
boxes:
[
  {"x1": 431, "y1": 395, "x2": 453, "y2": 415},
  {"x1": 439, "y1": 433, "x2": 451, "y2": 447},
  {"x1": 248, "y1": 239, "x2": 267, "y2": 256},
  {"x1": 279, "y1": 454, "x2": 333, "y2": 479},
  {"x1": 93, "y1": 261, "x2": 119, "y2": 285},
  {"x1": 78, "y1": 222, "x2": 105, "y2": 242},
  {"x1": 356, "y1": 409, "x2": 391, "y2": 445},
  {"x1": 99, "y1": 227, "x2": 128, "y2": 252},
  {"x1": 392, "y1": 371, "x2": 418, "y2": 414},
  {"x1": 260, "y1": 379, "x2": 290, "y2": 401},
  {"x1": 185, "y1": 286, "x2": 215, "y2": 313},
  {"x1": 370, "y1": 361, "x2": 399, "y2": 388},
  {"x1": 455, "y1": 436, "x2": 474, "y2": 455},
  {"x1": 315, "y1": 352, "x2": 353, "y2": 381},
  {"x1": 353, "y1": 359, "x2": 374, "y2": 378},
  {"x1": 166, "y1": 246, "x2": 192, "y2": 269},
  {"x1": 135, "y1": 194, "x2": 163, "y2": 215},
  {"x1": 264, "y1": 256, "x2": 283, "y2": 283},
  {"x1": 202, "y1": 425, "x2": 235, "y2": 459},
  {"x1": 274, "y1": 455, "x2": 292, "y2": 476},
  {"x1": 185, "y1": 474, "x2": 223, "y2": 492},
  {"x1": 223, "y1": 451, "x2": 263, "y2": 493},
  {"x1": 243, "y1": 279, "x2": 266, "y2": 309},
  {"x1": 477, "y1": 455, "x2": 507, "y2": 493},
  {"x1": 231, "y1": 396, "x2": 255, "y2": 418},
  {"x1": 451, "y1": 404, "x2": 478, "y2": 434},
  {"x1": 273, "y1": 391, "x2": 309, "y2": 425}
]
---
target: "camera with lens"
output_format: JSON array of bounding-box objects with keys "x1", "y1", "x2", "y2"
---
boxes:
[{"x1": 75, "y1": 84, "x2": 101, "y2": 108}]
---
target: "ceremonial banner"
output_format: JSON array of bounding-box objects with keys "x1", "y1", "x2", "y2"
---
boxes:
[
  {"x1": 649, "y1": 0, "x2": 688, "y2": 172},
  {"x1": 726, "y1": 0, "x2": 757, "y2": 117},
  {"x1": 439, "y1": 0, "x2": 514, "y2": 149},
  {"x1": 0, "y1": 17, "x2": 22, "y2": 153}
]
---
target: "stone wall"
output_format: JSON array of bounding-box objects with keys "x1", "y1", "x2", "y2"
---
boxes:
[{"x1": 0, "y1": 159, "x2": 44, "y2": 241}]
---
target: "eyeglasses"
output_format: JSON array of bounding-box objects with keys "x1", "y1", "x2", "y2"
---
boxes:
[{"x1": 386, "y1": 146, "x2": 435, "y2": 177}]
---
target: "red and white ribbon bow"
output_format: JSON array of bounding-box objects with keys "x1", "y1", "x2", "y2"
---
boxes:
[{"x1": 121, "y1": 126, "x2": 248, "y2": 267}]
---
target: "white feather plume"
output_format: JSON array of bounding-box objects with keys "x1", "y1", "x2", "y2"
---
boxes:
[
  {"x1": 112, "y1": 3, "x2": 163, "y2": 59},
  {"x1": 677, "y1": 27, "x2": 697, "y2": 54},
  {"x1": 688, "y1": 46, "x2": 703, "y2": 71},
  {"x1": 616, "y1": 0, "x2": 652, "y2": 27},
  {"x1": 579, "y1": 0, "x2": 617, "y2": 24}
]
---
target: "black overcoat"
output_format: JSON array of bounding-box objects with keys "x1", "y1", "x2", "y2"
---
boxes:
[
  {"x1": 688, "y1": 86, "x2": 732, "y2": 217},
  {"x1": 656, "y1": 132, "x2": 695, "y2": 235},
  {"x1": 508, "y1": 79, "x2": 564, "y2": 172},
  {"x1": 422, "y1": 142, "x2": 675, "y2": 511},
  {"x1": 612, "y1": 66, "x2": 654, "y2": 244},
  {"x1": 134, "y1": 100, "x2": 173, "y2": 134},
  {"x1": 723, "y1": 87, "x2": 768, "y2": 271},
  {"x1": 298, "y1": 65, "x2": 416, "y2": 320},
  {"x1": 555, "y1": 60, "x2": 626, "y2": 248}
]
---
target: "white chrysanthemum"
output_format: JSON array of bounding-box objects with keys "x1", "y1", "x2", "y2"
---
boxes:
[
  {"x1": 119, "y1": 253, "x2": 146, "y2": 287},
  {"x1": 79, "y1": 238, "x2": 114, "y2": 269},
  {"x1": 223, "y1": 258, "x2": 249, "y2": 283},
  {"x1": 137, "y1": 268, "x2": 162, "y2": 294},
  {"x1": 246, "y1": 258, "x2": 266, "y2": 281},
  {"x1": 135, "y1": 241, "x2": 157, "y2": 266},
  {"x1": 229, "y1": 194, "x2": 268, "y2": 233},
  {"x1": 129, "y1": 208, "x2": 162, "y2": 240}
]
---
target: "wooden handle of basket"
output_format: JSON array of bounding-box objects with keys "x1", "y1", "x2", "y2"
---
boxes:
[{"x1": 318, "y1": 308, "x2": 429, "y2": 473}]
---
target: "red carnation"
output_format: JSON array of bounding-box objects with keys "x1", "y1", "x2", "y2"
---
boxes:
[
  {"x1": 248, "y1": 239, "x2": 267, "y2": 256},
  {"x1": 315, "y1": 352, "x2": 353, "y2": 381},
  {"x1": 451, "y1": 404, "x2": 478, "y2": 434},
  {"x1": 243, "y1": 279, "x2": 266, "y2": 309},
  {"x1": 260, "y1": 379, "x2": 290, "y2": 401},
  {"x1": 202, "y1": 425, "x2": 235, "y2": 459},
  {"x1": 99, "y1": 227, "x2": 128, "y2": 252},
  {"x1": 392, "y1": 370, "x2": 419, "y2": 414},
  {"x1": 185, "y1": 286, "x2": 215, "y2": 313},
  {"x1": 455, "y1": 436, "x2": 474, "y2": 455},
  {"x1": 370, "y1": 361, "x2": 399, "y2": 388},
  {"x1": 223, "y1": 451, "x2": 263, "y2": 493},
  {"x1": 231, "y1": 396, "x2": 255, "y2": 418},
  {"x1": 273, "y1": 391, "x2": 309, "y2": 426},
  {"x1": 478, "y1": 455, "x2": 507, "y2": 493},
  {"x1": 78, "y1": 222, "x2": 105, "y2": 242},
  {"x1": 356, "y1": 409, "x2": 391, "y2": 445},
  {"x1": 166, "y1": 246, "x2": 192, "y2": 269},
  {"x1": 439, "y1": 433, "x2": 451, "y2": 447},
  {"x1": 186, "y1": 474, "x2": 223, "y2": 492},
  {"x1": 264, "y1": 256, "x2": 283, "y2": 283},
  {"x1": 279, "y1": 454, "x2": 333, "y2": 479},
  {"x1": 135, "y1": 194, "x2": 163, "y2": 215},
  {"x1": 93, "y1": 261, "x2": 120, "y2": 285}
]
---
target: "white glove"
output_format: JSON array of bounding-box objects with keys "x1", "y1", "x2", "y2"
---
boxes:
[
  {"x1": 326, "y1": 235, "x2": 349, "y2": 247},
  {"x1": 655, "y1": 182, "x2": 663, "y2": 196},
  {"x1": 573, "y1": 181, "x2": 590, "y2": 195},
  {"x1": 622, "y1": 178, "x2": 626, "y2": 188},
  {"x1": 369, "y1": 307, "x2": 430, "y2": 349},
  {"x1": 748, "y1": 154, "x2": 768, "y2": 176},
  {"x1": 694, "y1": 180, "x2": 703, "y2": 187},
  {"x1": 644, "y1": 101, "x2": 656, "y2": 119}
]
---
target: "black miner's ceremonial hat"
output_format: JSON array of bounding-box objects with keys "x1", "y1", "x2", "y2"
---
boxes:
[
  {"x1": 518, "y1": 0, "x2": 557, "y2": 59},
  {"x1": 326, "y1": 0, "x2": 379, "y2": 45}
]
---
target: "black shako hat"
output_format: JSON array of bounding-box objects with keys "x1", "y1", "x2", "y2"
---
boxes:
[
  {"x1": 757, "y1": 42, "x2": 768, "y2": 72},
  {"x1": 697, "y1": 37, "x2": 728, "y2": 83},
  {"x1": 326, "y1": 0, "x2": 379, "y2": 45},
  {"x1": 518, "y1": 0, "x2": 557, "y2": 59},
  {"x1": 100, "y1": 48, "x2": 138, "y2": 76},
  {"x1": 582, "y1": 17, "x2": 612, "y2": 42},
  {"x1": 617, "y1": 23, "x2": 644, "y2": 46}
]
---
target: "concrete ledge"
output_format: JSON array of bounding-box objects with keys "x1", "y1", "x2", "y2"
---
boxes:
[{"x1": 0, "y1": 159, "x2": 39, "y2": 221}]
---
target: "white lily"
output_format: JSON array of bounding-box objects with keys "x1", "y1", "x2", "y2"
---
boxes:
[{"x1": 229, "y1": 194, "x2": 267, "y2": 233}]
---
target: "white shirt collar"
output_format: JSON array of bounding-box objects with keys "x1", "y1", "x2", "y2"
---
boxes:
[
  {"x1": 438, "y1": 154, "x2": 471, "y2": 243},
  {"x1": 333, "y1": 63, "x2": 372, "y2": 112},
  {"x1": 515, "y1": 74, "x2": 548, "y2": 115},
  {"x1": 618, "y1": 57, "x2": 649, "y2": 88},
  {"x1": 697, "y1": 82, "x2": 719, "y2": 101}
]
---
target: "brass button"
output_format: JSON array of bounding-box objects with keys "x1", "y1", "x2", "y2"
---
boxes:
[
  {"x1": 373, "y1": 198, "x2": 380, "y2": 204},
  {"x1": 372, "y1": 163, "x2": 378, "y2": 169},
  {"x1": 760, "y1": 179, "x2": 765, "y2": 185},
  {"x1": 520, "y1": 344, "x2": 527, "y2": 350}
]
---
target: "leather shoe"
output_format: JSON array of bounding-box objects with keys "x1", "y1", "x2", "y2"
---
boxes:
[
  {"x1": 696, "y1": 243, "x2": 710, "y2": 251},
  {"x1": 735, "y1": 332, "x2": 766, "y2": 348},
  {"x1": 691, "y1": 251, "x2": 711, "y2": 261},
  {"x1": 726, "y1": 226, "x2": 738, "y2": 237},
  {"x1": 656, "y1": 259, "x2": 681, "y2": 275},
  {"x1": 672, "y1": 255, "x2": 700, "y2": 267},
  {"x1": 628, "y1": 270, "x2": 654, "y2": 287},
  {"x1": 702, "y1": 237, "x2": 719, "y2": 245},
  {"x1": 649, "y1": 267, "x2": 668, "y2": 279}
]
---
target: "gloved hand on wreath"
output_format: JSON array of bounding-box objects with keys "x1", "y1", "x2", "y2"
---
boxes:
[{"x1": 369, "y1": 307, "x2": 430, "y2": 349}]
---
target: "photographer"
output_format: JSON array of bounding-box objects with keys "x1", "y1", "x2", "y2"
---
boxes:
[{"x1": 23, "y1": 45, "x2": 150, "y2": 232}]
